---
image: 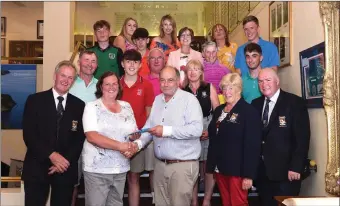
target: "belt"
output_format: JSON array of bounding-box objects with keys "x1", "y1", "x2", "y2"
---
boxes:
[{"x1": 158, "y1": 159, "x2": 197, "y2": 164}]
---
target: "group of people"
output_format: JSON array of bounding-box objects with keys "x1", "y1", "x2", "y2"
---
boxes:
[{"x1": 21, "y1": 13, "x2": 310, "y2": 206}]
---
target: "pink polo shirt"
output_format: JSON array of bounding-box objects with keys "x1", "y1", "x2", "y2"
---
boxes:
[{"x1": 145, "y1": 74, "x2": 161, "y2": 97}]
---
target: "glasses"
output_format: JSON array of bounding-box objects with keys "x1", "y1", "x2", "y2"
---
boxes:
[
  {"x1": 149, "y1": 57, "x2": 164, "y2": 61},
  {"x1": 180, "y1": 34, "x2": 192, "y2": 38}
]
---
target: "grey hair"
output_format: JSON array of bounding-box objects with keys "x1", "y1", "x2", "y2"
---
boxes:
[
  {"x1": 148, "y1": 47, "x2": 165, "y2": 60},
  {"x1": 54, "y1": 60, "x2": 77, "y2": 77},
  {"x1": 202, "y1": 41, "x2": 217, "y2": 52}
]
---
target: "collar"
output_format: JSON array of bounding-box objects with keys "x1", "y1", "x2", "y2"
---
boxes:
[
  {"x1": 143, "y1": 49, "x2": 150, "y2": 58},
  {"x1": 96, "y1": 44, "x2": 112, "y2": 52},
  {"x1": 204, "y1": 59, "x2": 220, "y2": 66},
  {"x1": 267, "y1": 89, "x2": 280, "y2": 103},
  {"x1": 120, "y1": 75, "x2": 143, "y2": 88},
  {"x1": 245, "y1": 70, "x2": 259, "y2": 80},
  {"x1": 161, "y1": 88, "x2": 180, "y2": 103},
  {"x1": 148, "y1": 74, "x2": 159, "y2": 80},
  {"x1": 52, "y1": 88, "x2": 68, "y2": 102},
  {"x1": 76, "y1": 75, "x2": 97, "y2": 85}
]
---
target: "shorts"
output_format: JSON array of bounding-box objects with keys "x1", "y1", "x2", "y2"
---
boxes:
[
  {"x1": 130, "y1": 141, "x2": 155, "y2": 173},
  {"x1": 199, "y1": 115, "x2": 212, "y2": 161}
]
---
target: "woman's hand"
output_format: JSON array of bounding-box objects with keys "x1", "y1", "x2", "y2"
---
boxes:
[
  {"x1": 129, "y1": 132, "x2": 141, "y2": 141},
  {"x1": 200, "y1": 130, "x2": 209, "y2": 141},
  {"x1": 242, "y1": 178, "x2": 253, "y2": 190}
]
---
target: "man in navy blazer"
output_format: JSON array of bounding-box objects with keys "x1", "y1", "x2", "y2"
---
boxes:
[
  {"x1": 22, "y1": 61, "x2": 86, "y2": 206},
  {"x1": 251, "y1": 68, "x2": 310, "y2": 206}
]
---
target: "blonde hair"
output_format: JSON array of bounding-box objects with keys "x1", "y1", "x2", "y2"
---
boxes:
[
  {"x1": 119, "y1": 17, "x2": 138, "y2": 37},
  {"x1": 183, "y1": 59, "x2": 205, "y2": 88},
  {"x1": 55, "y1": 60, "x2": 77, "y2": 78},
  {"x1": 159, "y1": 14, "x2": 177, "y2": 46},
  {"x1": 219, "y1": 73, "x2": 242, "y2": 93}
]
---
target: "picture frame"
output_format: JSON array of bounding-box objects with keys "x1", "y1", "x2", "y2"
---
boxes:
[
  {"x1": 37, "y1": 20, "x2": 44, "y2": 39},
  {"x1": 269, "y1": 1, "x2": 292, "y2": 68},
  {"x1": 299, "y1": 42, "x2": 325, "y2": 108},
  {"x1": 1, "y1": 38, "x2": 5, "y2": 57},
  {"x1": 1, "y1": 17, "x2": 6, "y2": 37}
]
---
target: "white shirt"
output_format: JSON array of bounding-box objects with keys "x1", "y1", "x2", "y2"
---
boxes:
[
  {"x1": 262, "y1": 89, "x2": 280, "y2": 122},
  {"x1": 136, "y1": 89, "x2": 203, "y2": 160},
  {"x1": 52, "y1": 88, "x2": 67, "y2": 110},
  {"x1": 82, "y1": 98, "x2": 138, "y2": 174}
]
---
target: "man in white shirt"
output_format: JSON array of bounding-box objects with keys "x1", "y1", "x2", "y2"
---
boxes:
[{"x1": 133, "y1": 66, "x2": 203, "y2": 206}]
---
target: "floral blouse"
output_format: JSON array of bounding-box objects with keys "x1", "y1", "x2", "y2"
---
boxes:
[{"x1": 82, "y1": 98, "x2": 138, "y2": 174}]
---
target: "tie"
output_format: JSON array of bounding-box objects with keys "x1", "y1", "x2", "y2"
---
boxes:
[
  {"x1": 56, "y1": 96, "x2": 64, "y2": 140},
  {"x1": 262, "y1": 98, "x2": 271, "y2": 126},
  {"x1": 57, "y1": 96, "x2": 64, "y2": 117}
]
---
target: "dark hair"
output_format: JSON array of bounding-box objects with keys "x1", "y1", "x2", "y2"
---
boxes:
[
  {"x1": 132, "y1": 28, "x2": 149, "y2": 40},
  {"x1": 93, "y1": 20, "x2": 111, "y2": 31},
  {"x1": 122, "y1": 49, "x2": 142, "y2": 61},
  {"x1": 211, "y1": 24, "x2": 231, "y2": 47},
  {"x1": 244, "y1": 43, "x2": 262, "y2": 55},
  {"x1": 95, "y1": 71, "x2": 123, "y2": 99},
  {"x1": 177, "y1": 27, "x2": 194, "y2": 41},
  {"x1": 242, "y1": 15, "x2": 259, "y2": 26},
  {"x1": 79, "y1": 50, "x2": 97, "y2": 59}
]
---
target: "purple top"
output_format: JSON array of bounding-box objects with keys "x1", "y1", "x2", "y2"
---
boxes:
[{"x1": 203, "y1": 60, "x2": 231, "y2": 94}]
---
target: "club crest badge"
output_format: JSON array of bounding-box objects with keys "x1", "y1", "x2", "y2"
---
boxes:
[
  {"x1": 71, "y1": 120, "x2": 78, "y2": 131},
  {"x1": 108, "y1": 53, "x2": 115, "y2": 60},
  {"x1": 137, "y1": 89, "x2": 142, "y2": 96},
  {"x1": 202, "y1": 91, "x2": 207, "y2": 98},
  {"x1": 229, "y1": 113, "x2": 238, "y2": 123},
  {"x1": 279, "y1": 116, "x2": 287, "y2": 127}
]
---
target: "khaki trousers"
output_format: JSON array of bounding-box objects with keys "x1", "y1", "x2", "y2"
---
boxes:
[{"x1": 154, "y1": 159, "x2": 199, "y2": 206}]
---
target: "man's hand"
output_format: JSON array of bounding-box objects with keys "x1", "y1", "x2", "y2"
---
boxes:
[
  {"x1": 49, "y1": 152, "x2": 69, "y2": 173},
  {"x1": 200, "y1": 130, "x2": 209, "y2": 141},
  {"x1": 48, "y1": 165, "x2": 65, "y2": 175},
  {"x1": 242, "y1": 178, "x2": 253, "y2": 190},
  {"x1": 288, "y1": 171, "x2": 301, "y2": 181},
  {"x1": 149, "y1": 125, "x2": 163, "y2": 137}
]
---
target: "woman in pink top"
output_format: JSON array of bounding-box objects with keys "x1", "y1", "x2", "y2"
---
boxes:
[
  {"x1": 113, "y1": 17, "x2": 138, "y2": 52},
  {"x1": 167, "y1": 27, "x2": 204, "y2": 86},
  {"x1": 202, "y1": 41, "x2": 231, "y2": 94}
]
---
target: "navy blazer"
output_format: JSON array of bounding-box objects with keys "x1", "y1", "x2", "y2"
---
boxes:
[
  {"x1": 206, "y1": 98, "x2": 262, "y2": 180},
  {"x1": 22, "y1": 89, "x2": 85, "y2": 185},
  {"x1": 251, "y1": 90, "x2": 310, "y2": 181}
]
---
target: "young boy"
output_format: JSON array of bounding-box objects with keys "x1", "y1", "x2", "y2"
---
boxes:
[
  {"x1": 131, "y1": 27, "x2": 150, "y2": 77},
  {"x1": 120, "y1": 49, "x2": 155, "y2": 206}
]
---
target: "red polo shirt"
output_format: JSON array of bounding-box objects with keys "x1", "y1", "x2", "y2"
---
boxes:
[{"x1": 121, "y1": 76, "x2": 155, "y2": 129}]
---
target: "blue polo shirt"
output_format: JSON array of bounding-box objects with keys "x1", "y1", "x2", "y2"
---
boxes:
[
  {"x1": 235, "y1": 37, "x2": 279, "y2": 76},
  {"x1": 242, "y1": 72, "x2": 261, "y2": 104},
  {"x1": 69, "y1": 76, "x2": 98, "y2": 103}
]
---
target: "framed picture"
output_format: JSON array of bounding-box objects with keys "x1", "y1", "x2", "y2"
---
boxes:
[
  {"x1": 1, "y1": 38, "x2": 5, "y2": 57},
  {"x1": 269, "y1": 1, "x2": 292, "y2": 68},
  {"x1": 37, "y1": 20, "x2": 44, "y2": 39},
  {"x1": 1, "y1": 17, "x2": 6, "y2": 37},
  {"x1": 1, "y1": 64, "x2": 37, "y2": 129},
  {"x1": 299, "y1": 42, "x2": 325, "y2": 108}
]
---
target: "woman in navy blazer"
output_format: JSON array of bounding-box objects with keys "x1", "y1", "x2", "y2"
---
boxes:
[{"x1": 206, "y1": 73, "x2": 262, "y2": 206}]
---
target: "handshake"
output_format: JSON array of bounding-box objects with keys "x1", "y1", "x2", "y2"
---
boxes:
[{"x1": 120, "y1": 131, "x2": 143, "y2": 158}]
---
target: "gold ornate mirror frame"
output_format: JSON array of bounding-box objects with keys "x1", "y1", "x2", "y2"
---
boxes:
[{"x1": 319, "y1": 1, "x2": 340, "y2": 196}]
